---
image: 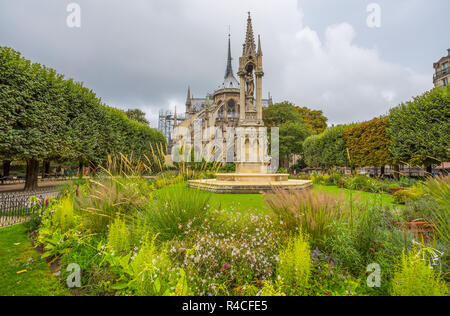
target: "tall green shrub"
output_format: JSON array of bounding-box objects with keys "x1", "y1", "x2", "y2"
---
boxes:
[
  {"x1": 107, "y1": 216, "x2": 130, "y2": 255},
  {"x1": 388, "y1": 86, "x2": 450, "y2": 171},
  {"x1": 391, "y1": 250, "x2": 448, "y2": 296},
  {"x1": 303, "y1": 125, "x2": 353, "y2": 168},
  {"x1": 277, "y1": 234, "x2": 311, "y2": 295},
  {"x1": 345, "y1": 117, "x2": 395, "y2": 168}
]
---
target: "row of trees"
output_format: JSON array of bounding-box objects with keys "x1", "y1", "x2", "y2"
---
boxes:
[
  {"x1": 0, "y1": 47, "x2": 166, "y2": 190},
  {"x1": 303, "y1": 86, "x2": 450, "y2": 174}
]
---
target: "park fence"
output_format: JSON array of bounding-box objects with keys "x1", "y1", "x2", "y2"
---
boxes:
[{"x1": 0, "y1": 189, "x2": 60, "y2": 228}]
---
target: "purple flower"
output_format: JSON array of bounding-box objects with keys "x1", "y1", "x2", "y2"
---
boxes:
[
  {"x1": 44, "y1": 199, "x2": 49, "y2": 208},
  {"x1": 370, "y1": 248, "x2": 376, "y2": 253}
]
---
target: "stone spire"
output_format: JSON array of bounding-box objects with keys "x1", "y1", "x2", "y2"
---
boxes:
[
  {"x1": 186, "y1": 86, "x2": 191, "y2": 104},
  {"x1": 185, "y1": 86, "x2": 192, "y2": 114},
  {"x1": 174, "y1": 107, "x2": 178, "y2": 127},
  {"x1": 225, "y1": 34, "x2": 233, "y2": 79},
  {"x1": 243, "y1": 12, "x2": 256, "y2": 56},
  {"x1": 257, "y1": 35, "x2": 262, "y2": 56}
]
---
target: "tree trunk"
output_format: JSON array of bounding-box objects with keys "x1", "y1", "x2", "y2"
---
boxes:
[
  {"x1": 380, "y1": 166, "x2": 385, "y2": 176},
  {"x1": 426, "y1": 164, "x2": 433, "y2": 176},
  {"x1": 3, "y1": 160, "x2": 11, "y2": 177},
  {"x1": 42, "y1": 160, "x2": 51, "y2": 178},
  {"x1": 24, "y1": 159, "x2": 39, "y2": 191},
  {"x1": 394, "y1": 165, "x2": 400, "y2": 181},
  {"x1": 79, "y1": 161, "x2": 83, "y2": 177}
]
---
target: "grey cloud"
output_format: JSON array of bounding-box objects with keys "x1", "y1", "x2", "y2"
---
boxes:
[{"x1": 0, "y1": 0, "x2": 439, "y2": 126}]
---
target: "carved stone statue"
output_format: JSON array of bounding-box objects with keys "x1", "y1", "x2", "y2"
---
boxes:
[{"x1": 245, "y1": 72, "x2": 254, "y2": 97}]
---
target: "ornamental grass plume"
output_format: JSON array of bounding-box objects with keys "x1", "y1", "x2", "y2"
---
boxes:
[{"x1": 265, "y1": 188, "x2": 349, "y2": 243}]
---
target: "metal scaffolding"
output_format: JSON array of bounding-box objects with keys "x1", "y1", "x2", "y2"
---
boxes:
[{"x1": 158, "y1": 110, "x2": 185, "y2": 153}]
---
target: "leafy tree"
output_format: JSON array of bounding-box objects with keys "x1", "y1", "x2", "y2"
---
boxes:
[
  {"x1": 125, "y1": 109, "x2": 150, "y2": 126},
  {"x1": 388, "y1": 86, "x2": 450, "y2": 173},
  {"x1": 263, "y1": 101, "x2": 328, "y2": 134},
  {"x1": 294, "y1": 106, "x2": 328, "y2": 134},
  {"x1": 279, "y1": 122, "x2": 312, "y2": 168},
  {"x1": 345, "y1": 117, "x2": 396, "y2": 173},
  {"x1": 263, "y1": 101, "x2": 326, "y2": 168},
  {"x1": 263, "y1": 101, "x2": 303, "y2": 127},
  {"x1": 264, "y1": 102, "x2": 313, "y2": 168},
  {"x1": 303, "y1": 125, "x2": 352, "y2": 168},
  {"x1": 303, "y1": 134, "x2": 324, "y2": 168},
  {"x1": 0, "y1": 46, "x2": 166, "y2": 190}
]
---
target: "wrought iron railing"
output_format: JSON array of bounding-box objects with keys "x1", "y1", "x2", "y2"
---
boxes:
[{"x1": 0, "y1": 190, "x2": 59, "y2": 228}]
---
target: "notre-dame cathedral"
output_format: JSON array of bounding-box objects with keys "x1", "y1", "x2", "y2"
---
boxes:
[{"x1": 176, "y1": 13, "x2": 273, "y2": 137}]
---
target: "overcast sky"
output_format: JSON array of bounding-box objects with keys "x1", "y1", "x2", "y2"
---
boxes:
[{"x1": 0, "y1": 0, "x2": 448, "y2": 126}]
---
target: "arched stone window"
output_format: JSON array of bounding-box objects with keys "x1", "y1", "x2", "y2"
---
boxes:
[{"x1": 227, "y1": 99, "x2": 236, "y2": 118}]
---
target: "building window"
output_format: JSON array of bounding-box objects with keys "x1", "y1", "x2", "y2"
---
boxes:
[
  {"x1": 442, "y1": 62, "x2": 449, "y2": 70},
  {"x1": 442, "y1": 77, "x2": 448, "y2": 86}
]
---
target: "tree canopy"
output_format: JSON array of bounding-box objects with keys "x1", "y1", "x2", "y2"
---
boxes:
[
  {"x1": 263, "y1": 101, "x2": 328, "y2": 134},
  {"x1": 125, "y1": 109, "x2": 150, "y2": 126},
  {"x1": 303, "y1": 125, "x2": 353, "y2": 168},
  {"x1": 263, "y1": 101, "x2": 320, "y2": 168},
  {"x1": 388, "y1": 86, "x2": 450, "y2": 169},
  {"x1": 344, "y1": 117, "x2": 395, "y2": 168},
  {"x1": 0, "y1": 46, "x2": 166, "y2": 190}
]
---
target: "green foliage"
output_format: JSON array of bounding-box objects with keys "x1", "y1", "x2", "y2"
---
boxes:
[
  {"x1": 0, "y1": 224, "x2": 71, "y2": 296},
  {"x1": 53, "y1": 198, "x2": 76, "y2": 232},
  {"x1": 263, "y1": 101, "x2": 304, "y2": 127},
  {"x1": 76, "y1": 175, "x2": 153, "y2": 233},
  {"x1": 265, "y1": 188, "x2": 348, "y2": 244},
  {"x1": 393, "y1": 185, "x2": 425, "y2": 204},
  {"x1": 101, "y1": 236, "x2": 190, "y2": 296},
  {"x1": 140, "y1": 184, "x2": 212, "y2": 241},
  {"x1": 0, "y1": 46, "x2": 166, "y2": 190},
  {"x1": 304, "y1": 125, "x2": 352, "y2": 168},
  {"x1": 20, "y1": 168, "x2": 448, "y2": 296},
  {"x1": 309, "y1": 262, "x2": 361, "y2": 296},
  {"x1": 279, "y1": 121, "x2": 312, "y2": 161},
  {"x1": 345, "y1": 117, "x2": 395, "y2": 167},
  {"x1": 294, "y1": 106, "x2": 328, "y2": 134},
  {"x1": 263, "y1": 101, "x2": 328, "y2": 134},
  {"x1": 421, "y1": 176, "x2": 450, "y2": 244},
  {"x1": 107, "y1": 216, "x2": 130, "y2": 255},
  {"x1": 124, "y1": 109, "x2": 150, "y2": 125},
  {"x1": 277, "y1": 234, "x2": 311, "y2": 295},
  {"x1": 388, "y1": 86, "x2": 450, "y2": 167},
  {"x1": 263, "y1": 102, "x2": 313, "y2": 166},
  {"x1": 391, "y1": 250, "x2": 448, "y2": 296}
]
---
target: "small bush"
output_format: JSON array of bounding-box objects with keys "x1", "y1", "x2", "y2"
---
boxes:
[
  {"x1": 140, "y1": 184, "x2": 211, "y2": 241},
  {"x1": 107, "y1": 216, "x2": 130, "y2": 255},
  {"x1": 421, "y1": 176, "x2": 450, "y2": 244},
  {"x1": 170, "y1": 212, "x2": 280, "y2": 296},
  {"x1": 391, "y1": 250, "x2": 448, "y2": 296},
  {"x1": 130, "y1": 239, "x2": 188, "y2": 296},
  {"x1": 277, "y1": 233, "x2": 311, "y2": 295},
  {"x1": 53, "y1": 198, "x2": 76, "y2": 232},
  {"x1": 393, "y1": 185, "x2": 425, "y2": 204},
  {"x1": 76, "y1": 177, "x2": 152, "y2": 233},
  {"x1": 265, "y1": 188, "x2": 348, "y2": 244}
]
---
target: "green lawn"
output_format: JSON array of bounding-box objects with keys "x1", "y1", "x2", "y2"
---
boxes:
[
  {"x1": 0, "y1": 224, "x2": 70, "y2": 296},
  {"x1": 197, "y1": 184, "x2": 397, "y2": 214},
  {"x1": 314, "y1": 184, "x2": 396, "y2": 207}
]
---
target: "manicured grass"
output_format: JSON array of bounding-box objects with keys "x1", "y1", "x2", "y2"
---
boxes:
[
  {"x1": 191, "y1": 184, "x2": 397, "y2": 215},
  {"x1": 314, "y1": 184, "x2": 396, "y2": 207},
  {"x1": 0, "y1": 224, "x2": 71, "y2": 296}
]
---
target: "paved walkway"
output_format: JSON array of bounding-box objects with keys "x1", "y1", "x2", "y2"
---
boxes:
[{"x1": 0, "y1": 180, "x2": 69, "y2": 193}]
